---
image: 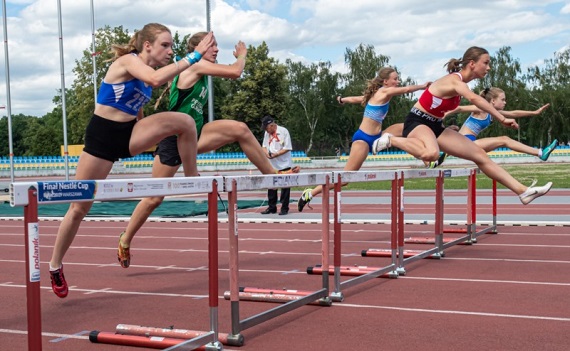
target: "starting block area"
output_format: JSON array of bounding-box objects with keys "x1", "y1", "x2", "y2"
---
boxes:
[{"x1": 8, "y1": 167, "x2": 563, "y2": 351}]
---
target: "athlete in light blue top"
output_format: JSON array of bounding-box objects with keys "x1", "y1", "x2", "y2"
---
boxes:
[
  {"x1": 428, "y1": 86, "x2": 555, "y2": 168},
  {"x1": 298, "y1": 66, "x2": 430, "y2": 211}
]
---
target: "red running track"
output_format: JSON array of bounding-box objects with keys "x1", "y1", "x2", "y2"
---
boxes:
[{"x1": 1, "y1": 191, "x2": 569, "y2": 351}]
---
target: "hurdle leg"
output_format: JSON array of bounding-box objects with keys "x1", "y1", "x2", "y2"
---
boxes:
[
  {"x1": 330, "y1": 175, "x2": 344, "y2": 302},
  {"x1": 396, "y1": 171, "x2": 406, "y2": 275},
  {"x1": 24, "y1": 187, "x2": 42, "y2": 351},
  {"x1": 388, "y1": 173, "x2": 399, "y2": 277},
  {"x1": 319, "y1": 175, "x2": 332, "y2": 305},
  {"x1": 227, "y1": 181, "x2": 243, "y2": 342},
  {"x1": 205, "y1": 185, "x2": 223, "y2": 350},
  {"x1": 492, "y1": 179, "x2": 498, "y2": 232},
  {"x1": 434, "y1": 172, "x2": 444, "y2": 258},
  {"x1": 467, "y1": 169, "x2": 476, "y2": 243}
]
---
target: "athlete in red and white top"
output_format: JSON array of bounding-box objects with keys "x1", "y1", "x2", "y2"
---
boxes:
[{"x1": 372, "y1": 46, "x2": 552, "y2": 205}]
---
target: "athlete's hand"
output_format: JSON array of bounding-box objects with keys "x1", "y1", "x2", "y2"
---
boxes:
[
  {"x1": 501, "y1": 118, "x2": 519, "y2": 129},
  {"x1": 535, "y1": 103, "x2": 550, "y2": 115},
  {"x1": 233, "y1": 40, "x2": 247, "y2": 59},
  {"x1": 195, "y1": 31, "x2": 214, "y2": 56}
]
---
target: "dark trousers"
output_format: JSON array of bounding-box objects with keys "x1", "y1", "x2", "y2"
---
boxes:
[{"x1": 267, "y1": 187, "x2": 290, "y2": 211}]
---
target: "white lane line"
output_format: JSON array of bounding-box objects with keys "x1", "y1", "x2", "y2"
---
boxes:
[{"x1": 335, "y1": 303, "x2": 570, "y2": 322}]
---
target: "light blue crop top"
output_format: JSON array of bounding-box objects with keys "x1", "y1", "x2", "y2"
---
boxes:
[
  {"x1": 462, "y1": 113, "x2": 492, "y2": 137},
  {"x1": 97, "y1": 78, "x2": 153, "y2": 116},
  {"x1": 363, "y1": 101, "x2": 390, "y2": 124}
]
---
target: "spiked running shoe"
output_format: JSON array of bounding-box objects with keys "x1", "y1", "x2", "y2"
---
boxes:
[
  {"x1": 50, "y1": 265, "x2": 68, "y2": 298},
  {"x1": 540, "y1": 139, "x2": 558, "y2": 161},
  {"x1": 519, "y1": 181, "x2": 552, "y2": 205},
  {"x1": 372, "y1": 133, "x2": 392, "y2": 155},
  {"x1": 297, "y1": 188, "x2": 313, "y2": 212},
  {"x1": 117, "y1": 232, "x2": 131, "y2": 268},
  {"x1": 278, "y1": 166, "x2": 301, "y2": 174},
  {"x1": 427, "y1": 152, "x2": 448, "y2": 169}
]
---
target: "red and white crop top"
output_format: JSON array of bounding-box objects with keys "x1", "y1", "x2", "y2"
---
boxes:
[{"x1": 417, "y1": 72, "x2": 463, "y2": 118}]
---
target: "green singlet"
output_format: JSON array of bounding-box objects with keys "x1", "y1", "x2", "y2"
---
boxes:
[{"x1": 168, "y1": 74, "x2": 209, "y2": 136}]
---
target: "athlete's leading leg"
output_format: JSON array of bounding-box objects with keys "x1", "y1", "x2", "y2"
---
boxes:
[
  {"x1": 198, "y1": 120, "x2": 276, "y2": 174},
  {"x1": 438, "y1": 129, "x2": 551, "y2": 204}
]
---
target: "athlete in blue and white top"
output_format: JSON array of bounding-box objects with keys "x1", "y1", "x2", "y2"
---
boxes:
[
  {"x1": 47, "y1": 24, "x2": 214, "y2": 299},
  {"x1": 297, "y1": 66, "x2": 430, "y2": 211},
  {"x1": 429, "y1": 86, "x2": 555, "y2": 168}
]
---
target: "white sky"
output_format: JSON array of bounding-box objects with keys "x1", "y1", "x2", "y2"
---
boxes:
[{"x1": 0, "y1": 0, "x2": 569, "y2": 117}]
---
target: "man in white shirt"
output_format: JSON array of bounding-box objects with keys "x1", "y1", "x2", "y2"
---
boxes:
[{"x1": 261, "y1": 115, "x2": 294, "y2": 215}]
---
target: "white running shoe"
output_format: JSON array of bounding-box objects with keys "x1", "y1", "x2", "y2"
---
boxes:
[
  {"x1": 372, "y1": 133, "x2": 392, "y2": 155},
  {"x1": 519, "y1": 181, "x2": 552, "y2": 205}
]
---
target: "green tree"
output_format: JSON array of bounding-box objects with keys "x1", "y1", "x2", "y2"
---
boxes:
[
  {"x1": 285, "y1": 60, "x2": 342, "y2": 154},
  {"x1": 0, "y1": 114, "x2": 34, "y2": 156},
  {"x1": 525, "y1": 48, "x2": 570, "y2": 146},
  {"x1": 220, "y1": 42, "x2": 288, "y2": 139}
]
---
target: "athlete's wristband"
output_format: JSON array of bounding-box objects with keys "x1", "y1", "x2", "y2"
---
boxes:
[{"x1": 185, "y1": 52, "x2": 202, "y2": 65}]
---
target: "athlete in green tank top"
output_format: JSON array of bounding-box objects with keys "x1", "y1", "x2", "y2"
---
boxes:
[{"x1": 169, "y1": 74, "x2": 209, "y2": 136}]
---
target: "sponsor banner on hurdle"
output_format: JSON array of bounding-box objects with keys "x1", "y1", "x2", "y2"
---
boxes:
[
  {"x1": 27, "y1": 222, "x2": 40, "y2": 282},
  {"x1": 223, "y1": 172, "x2": 332, "y2": 192},
  {"x1": 400, "y1": 168, "x2": 441, "y2": 179},
  {"x1": 333, "y1": 169, "x2": 396, "y2": 183},
  {"x1": 10, "y1": 176, "x2": 223, "y2": 206},
  {"x1": 442, "y1": 167, "x2": 479, "y2": 178}
]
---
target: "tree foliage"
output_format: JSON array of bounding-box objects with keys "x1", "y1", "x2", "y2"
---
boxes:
[{"x1": 220, "y1": 42, "x2": 288, "y2": 139}]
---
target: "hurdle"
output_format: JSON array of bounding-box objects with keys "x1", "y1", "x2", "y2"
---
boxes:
[
  {"x1": 10, "y1": 176, "x2": 225, "y2": 351},
  {"x1": 306, "y1": 170, "x2": 399, "y2": 302},
  {"x1": 403, "y1": 168, "x2": 498, "y2": 246},
  {"x1": 361, "y1": 168, "x2": 444, "y2": 275},
  {"x1": 392, "y1": 168, "x2": 494, "y2": 274},
  {"x1": 222, "y1": 172, "x2": 333, "y2": 342}
]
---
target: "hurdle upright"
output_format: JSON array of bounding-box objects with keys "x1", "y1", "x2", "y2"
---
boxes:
[
  {"x1": 315, "y1": 170, "x2": 399, "y2": 302},
  {"x1": 10, "y1": 176, "x2": 224, "y2": 351},
  {"x1": 223, "y1": 172, "x2": 333, "y2": 342}
]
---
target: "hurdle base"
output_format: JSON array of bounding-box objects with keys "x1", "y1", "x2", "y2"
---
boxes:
[
  {"x1": 404, "y1": 236, "x2": 473, "y2": 245},
  {"x1": 396, "y1": 267, "x2": 406, "y2": 276},
  {"x1": 329, "y1": 291, "x2": 344, "y2": 302},
  {"x1": 386, "y1": 270, "x2": 399, "y2": 278},
  {"x1": 361, "y1": 249, "x2": 440, "y2": 259},
  {"x1": 226, "y1": 333, "x2": 245, "y2": 347},
  {"x1": 224, "y1": 291, "x2": 332, "y2": 306},
  {"x1": 204, "y1": 341, "x2": 223, "y2": 351},
  {"x1": 307, "y1": 264, "x2": 393, "y2": 278},
  {"x1": 89, "y1": 330, "x2": 208, "y2": 350}
]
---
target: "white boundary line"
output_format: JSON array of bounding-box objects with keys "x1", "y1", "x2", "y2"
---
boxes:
[{"x1": 2, "y1": 216, "x2": 569, "y2": 227}]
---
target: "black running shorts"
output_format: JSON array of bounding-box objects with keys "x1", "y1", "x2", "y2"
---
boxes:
[{"x1": 83, "y1": 114, "x2": 136, "y2": 162}]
